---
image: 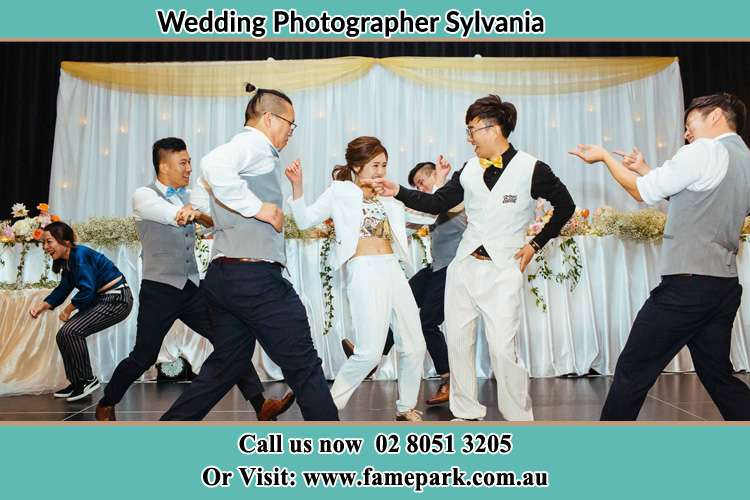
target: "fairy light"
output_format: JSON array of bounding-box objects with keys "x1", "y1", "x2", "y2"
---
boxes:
[
  {"x1": 79, "y1": 116, "x2": 88, "y2": 126},
  {"x1": 119, "y1": 124, "x2": 128, "y2": 134}
]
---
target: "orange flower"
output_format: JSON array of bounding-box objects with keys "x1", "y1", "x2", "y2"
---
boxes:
[
  {"x1": 37, "y1": 203, "x2": 49, "y2": 213},
  {"x1": 324, "y1": 218, "x2": 334, "y2": 227},
  {"x1": 51, "y1": 214, "x2": 61, "y2": 222},
  {"x1": 32, "y1": 228, "x2": 44, "y2": 240},
  {"x1": 416, "y1": 226, "x2": 429, "y2": 238},
  {"x1": 581, "y1": 208, "x2": 590, "y2": 219}
]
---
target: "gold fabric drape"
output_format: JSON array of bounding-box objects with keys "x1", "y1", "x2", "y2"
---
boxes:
[{"x1": 61, "y1": 56, "x2": 677, "y2": 96}]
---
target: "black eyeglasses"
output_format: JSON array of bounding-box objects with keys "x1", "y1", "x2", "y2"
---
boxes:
[
  {"x1": 270, "y1": 113, "x2": 298, "y2": 134},
  {"x1": 465, "y1": 124, "x2": 494, "y2": 139}
]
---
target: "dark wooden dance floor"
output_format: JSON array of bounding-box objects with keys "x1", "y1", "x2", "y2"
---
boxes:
[{"x1": 1, "y1": 373, "x2": 746, "y2": 421}]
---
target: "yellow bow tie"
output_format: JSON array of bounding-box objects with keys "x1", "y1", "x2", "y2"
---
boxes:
[{"x1": 479, "y1": 157, "x2": 504, "y2": 169}]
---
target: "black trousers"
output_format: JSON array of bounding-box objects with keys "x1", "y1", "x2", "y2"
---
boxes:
[
  {"x1": 383, "y1": 265, "x2": 450, "y2": 376},
  {"x1": 601, "y1": 275, "x2": 750, "y2": 421},
  {"x1": 161, "y1": 261, "x2": 338, "y2": 421},
  {"x1": 101, "y1": 280, "x2": 263, "y2": 406}
]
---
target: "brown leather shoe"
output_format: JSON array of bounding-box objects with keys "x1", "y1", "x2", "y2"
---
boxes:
[
  {"x1": 341, "y1": 339, "x2": 377, "y2": 379},
  {"x1": 95, "y1": 404, "x2": 116, "y2": 421},
  {"x1": 425, "y1": 380, "x2": 449, "y2": 406},
  {"x1": 257, "y1": 392, "x2": 295, "y2": 421}
]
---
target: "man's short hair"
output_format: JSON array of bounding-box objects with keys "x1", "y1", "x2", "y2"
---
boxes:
[
  {"x1": 244, "y1": 83, "x2": 293, "y2": 123},
  {"x1": 152, "y1": 137, "x2": 187, "y2": 175},
  {"x1": 685, "y1": 92, "x2": 746, "y2": 133},
  {"x1": 408, "y1": 161, "x2": 436, "y2": 187},
  {"x1": 465, "y1": 94, "x2": 518, "y2": 137}
]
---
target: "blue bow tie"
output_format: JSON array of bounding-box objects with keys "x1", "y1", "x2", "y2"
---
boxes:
[{"x1": 165, "y1": 186, "x2": 187, "y2": 198}]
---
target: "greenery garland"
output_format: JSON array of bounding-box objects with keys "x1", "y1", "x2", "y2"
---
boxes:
[
  {"x1": 526, "y1": 237, "x2": 582, "y2": 313},
  {"x1": 319, "y1": 220, "x2": 336, "y2": 336}
]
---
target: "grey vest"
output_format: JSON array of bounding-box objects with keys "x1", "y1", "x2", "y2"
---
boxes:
[
  {"x1": 659, "y1": 134, "x2": 750, "y2": 277},
  {"x1": 209, "y1": 164, "x2": 286, "y2": 265},
  {"x1": 135, "y1": 184, "x2": 200, "y2": 290},
  {"x1": 430, "y1": 209, "x2": 467, "y2": 271}
]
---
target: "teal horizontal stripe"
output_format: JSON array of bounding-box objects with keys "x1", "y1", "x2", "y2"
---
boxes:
[
  {"x1": 0, "y1": 424, "x2": 747, "y2": 498},
  {"x1": 2, "y1": 1, "x2": 749, "y2": 39}
]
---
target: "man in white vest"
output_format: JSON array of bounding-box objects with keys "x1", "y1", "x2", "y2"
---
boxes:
[
  {"x1": 373, "y1": 95, "x2": 575, "y2": 421},
  {"x1": 571, "y1": 93, "x2": 750, "y2": 420},
  {"x1": 96, "y1": 137, "x2": 294, "y2": 421}
]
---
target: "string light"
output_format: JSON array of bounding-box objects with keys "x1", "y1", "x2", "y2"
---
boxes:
[
  {"x1": 586, "y1": 103, "x2": 595, "y2": 112},
  {"x1": 60, "y1": 181, "x2": 70, "y2": 189},
  {"x1": 657, "y1": 141, "x2": 664, "y2": 149},
  {"x1": 79, "y1": 116, "x2": 88, "y2": 126},
  {"x1": 160, "y1": 112, "x2": 169, "y2": 121},
  {"x1": 633, "y1": 114, "x2": 642, "y2": 123},
  {"x1": 119, "y1": 124, "x2": 128, "y2": 134},
  {"x1": 549, "y1": 119, "x2": 558, "y2": 129},
  {"x1": 427, "y1": 137, "x2": 434, "y2": 144},
  {"x1": 603, "y1": 135, "x2": 611, "y2": 143},
  {"x1": 101, "y1": 147, "x2": 110, "y2": 157}
]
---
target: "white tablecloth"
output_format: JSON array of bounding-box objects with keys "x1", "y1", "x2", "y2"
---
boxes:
[{"x1": 1, "y1": 238, "x2": 748, "y2": 396}]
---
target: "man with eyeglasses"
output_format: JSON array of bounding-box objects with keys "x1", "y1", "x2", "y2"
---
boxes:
[
  {"x1": 371, "y1": 95, "x2": 575, "y2": 421},
  {"x1": 161, "y1": 85, "x2": 339, "y2": 421}
]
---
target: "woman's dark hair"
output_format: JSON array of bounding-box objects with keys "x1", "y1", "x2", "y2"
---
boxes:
[
  {"x1": 465, "y1": 94, "x2": 517, "y2": 138},
  {"x1": 244, "y1": 83, "x2": 293, "y2": 123},
  {"x1": 331, "y1": 136, "x2": 388, "y2": 182},
  {"x1": 43, "y1": 221, "x2": 76, "y2": 274}
]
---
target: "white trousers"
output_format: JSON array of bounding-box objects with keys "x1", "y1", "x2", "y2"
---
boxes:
[
  {"x1": 331, "y1": 254, "x2": 427, "y2": 413},
  {"x1": 445, "y1": 256, "x2": 534, "y2": 421}
]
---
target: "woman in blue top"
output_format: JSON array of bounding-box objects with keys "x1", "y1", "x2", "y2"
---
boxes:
[{"x1": 29, "y1": 222, "x2": 133, "y2": 402}]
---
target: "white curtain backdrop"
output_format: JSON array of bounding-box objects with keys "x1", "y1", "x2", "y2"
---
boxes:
[{"x1": 49, "y1": 59, "x2": 684, "y2": 220}]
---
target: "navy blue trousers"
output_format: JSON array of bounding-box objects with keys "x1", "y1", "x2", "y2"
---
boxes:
[{"x1": 161, "y1": 261, "x2": 338, "y2": 421}]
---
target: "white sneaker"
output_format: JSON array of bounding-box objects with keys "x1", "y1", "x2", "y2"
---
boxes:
[
  {"x1": 450, "y1": 417, "x2": 484, "y2": 421},
  {"x1": 396, "y1": 409, "x2": 423, "y2": 422}
]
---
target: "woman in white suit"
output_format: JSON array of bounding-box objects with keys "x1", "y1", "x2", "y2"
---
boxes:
[{"x1": 285, "y1": 136, "x2": 427, "y2": 421}]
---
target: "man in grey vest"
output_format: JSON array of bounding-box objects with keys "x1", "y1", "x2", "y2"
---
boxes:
[
  {"x1": 342, "y1": 159, "x2": 466, "y2": 406},
  {"x1": 161, "y1": 87, "x2": 339, "y2": 421},
  {"x1": 96, "y1": 137, "x2": 294, "y2": 421},
  {"x1": 571, "y1": 93, "x2": 750, "y2": 420}
]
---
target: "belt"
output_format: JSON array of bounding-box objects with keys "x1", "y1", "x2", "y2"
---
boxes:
[
  {"x1": 215, "y1": 256, "x2": 279, "y2": 265},
  {"x1": 471, "y1": 248, "x2": 492, "y2": 261},
  {"x1": 102, "y1": 283, "x2": 129, "y2": 295}
]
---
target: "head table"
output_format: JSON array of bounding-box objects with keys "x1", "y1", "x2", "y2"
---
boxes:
[{"x1": 1, "y1": 237, "x2": 748, "y2": 396}]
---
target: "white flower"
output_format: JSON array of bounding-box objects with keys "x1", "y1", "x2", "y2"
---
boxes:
[
  {"x1": 12, "y1": 218, "x2": 35, "y2": 239},
  {"x1": 11, "y1": 203, "x2": 28, "y2": 218}
]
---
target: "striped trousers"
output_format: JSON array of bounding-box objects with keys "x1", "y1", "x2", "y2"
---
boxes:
[{"x1": 56, "y1": 288, "x2": 133, "y2": 385}]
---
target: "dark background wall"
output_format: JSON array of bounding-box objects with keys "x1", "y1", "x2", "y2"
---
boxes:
[{"x1": 1, "y1": 42, "x2": 748, "y2": 210}]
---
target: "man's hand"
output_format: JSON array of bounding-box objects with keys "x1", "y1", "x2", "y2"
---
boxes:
[
  {"x1": 568, "y1": 144, "x2": 609, "y2": 164},
  {"x1": 613, "y1": 147, "x2": 650, "y2": 176},
  {"x1": 284, "y1": 159, "x2": 303, "y2": 187},
  {"x1": 361, "y1": 178, "x2": 400, "y2": 197},
  {"x1": 514, "y1": 244, "x2": 536, "y2": 273},
  {"x1": 435, "y1": 155, "x2": 452, "y2": 187},
  {"x1": 255, "y1": 202, "x2": 284, "y2": 233},
  {"x1": 175, "y1": 204, "x2": 201, "y2": 226}
]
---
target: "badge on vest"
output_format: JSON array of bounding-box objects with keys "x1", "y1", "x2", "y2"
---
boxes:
[{"x1": 502, "y1": 194, "x2": 518, "y2": 204}]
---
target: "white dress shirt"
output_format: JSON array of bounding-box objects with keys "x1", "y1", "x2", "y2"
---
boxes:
[
  {"x1": 635, "y1": 133, "x2": 735, "y2": 206},
  {"x1": 132, "y1": 179, "x2": 210, "y2": 226},
  {"x1": 199, "y1": 126, "x2": 278, "y2": 218}
]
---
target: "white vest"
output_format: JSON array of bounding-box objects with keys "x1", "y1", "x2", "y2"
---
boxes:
[{"x1": 456, "y1": 151, "x2": 536, "y2": 269}]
